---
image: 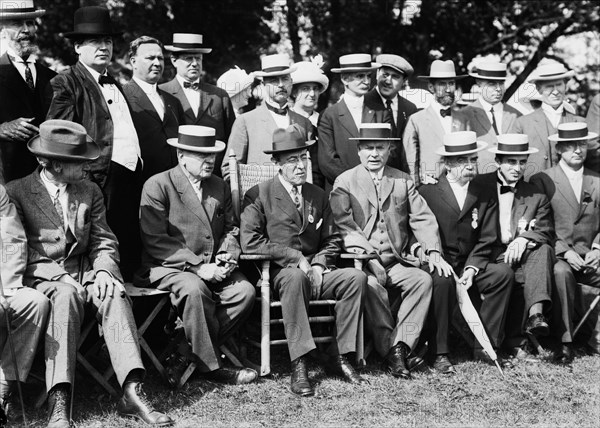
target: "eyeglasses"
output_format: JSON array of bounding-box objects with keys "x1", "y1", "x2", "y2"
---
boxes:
[{"x1": 177, "y1": 55, "x2": 203, "y2": 64}]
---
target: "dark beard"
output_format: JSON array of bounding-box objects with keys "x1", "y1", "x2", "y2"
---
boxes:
[
  {"x1": 437, "y1": 94, "x2": 455, "y2": 106},
  {"x1": 12, "y1": 38, "x2": 39, "y2": 58}
]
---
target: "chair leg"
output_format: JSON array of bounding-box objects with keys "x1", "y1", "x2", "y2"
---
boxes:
[{"x1": 260, "y1": 261, "x2": 271, "y2": 376}]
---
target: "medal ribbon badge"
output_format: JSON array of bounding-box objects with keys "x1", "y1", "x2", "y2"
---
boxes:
[{"x1": 471, "y1": 208, "x2": 478, "y2": 229}]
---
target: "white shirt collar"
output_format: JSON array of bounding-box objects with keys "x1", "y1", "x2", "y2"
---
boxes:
[
  {"x1": 368, "y1": 167, "x2": 384, "y2": 181},
  {"x1": 6, "y1": 47, "x2": 35, "y2": 64},
  {"x1": 265, "y1": 98, "x2": 288, "y2": 111},
  {"x1": 133, "y1": 76, "x2": 158, "y2": 94},
  {"x1": 343, "y1": 91, "x2": 364, "y2": 109},
  {"x1": 431, "y1": 99, "x2": 451, "y2": 112},
  {"x1": 542, "y1": 102, "x2": 564, "y2": 117},
  {"x1": 40, "y1": 169, "x2": 67, "y2": 196},
  {"x1": 559, "y1": 159, "x2": 583, "y2": 180},
  {"x1": 80, "y1": 61, "x2": 107, "y2": 83},
  {"x1": 478, "y1": 97, "x2": 502, "y2": 113},
  {"x1": 496, "y1": 171, "x2": 516, "y2": 187},
  {"x1": 176, "y1": 74, "x2": 199, "y2": 88},
  {"x1": 278, "y1": 173, "x2": 302, "y2": 195}
]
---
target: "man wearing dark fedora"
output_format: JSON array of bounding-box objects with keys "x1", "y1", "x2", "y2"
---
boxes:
[
  {"x1": 223, "y1": 54, "x2": 313, "y2": 180},
  {"x1": 241, "y1": 126, "x2": 368, "y2": 396},
  {"x1": 0, "y1": 0, "x2": 56, "y2": 183},
  {"x1": 330, "y1": 123, "x2": 453, "y2": 378},
  {"x1": 461, "y1": 61, "x2": 522, "y2": 173},
  {"x1": 418, "y1": 131, "x2": 514, "y2": 371},
  {"x1": 512, "y1": 63, "x2": 586, "y2": 179},
  {"x1": 160, "y1": 33, "x2": 235, "y2": 177},
  {"x1": 136, "y1": 125, "x2": 258, "y2": 386},
  {"x1": 473, "y1": 134, "x2": 554, "y2": 359},
  {"x1": 6, "y1": 119, "x2": 173, "y2": 427},
  {"x1": 531, "y1": 122, "x2": 600, "y2": 363},
  {"x1": 47, "y1": 5, "x2": 143, "y2": 281},
  {"x1": 403, "y1": 60, "x2": 469, "y2": 186},
  {"x1": 318, "y1": 53, "x2": 385, "y2": 191},
  {"x1": 363, "y1": 54, "x2": 418, "y2": 171}
]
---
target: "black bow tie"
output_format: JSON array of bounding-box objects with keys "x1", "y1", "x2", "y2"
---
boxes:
[
  {"x1": 98, "y1": 74, "x2": 117, "y2": 86},
  {"x1": 266, "y1": 103, "x2": 288, "y2": 116},
  {"x1": 440, "y1": 108, "x2": 452, "y2": 118},
  {"x1": 183, "y1": 81, "x2": 200, "y2": 90},
  {"x1": 499, "y1": 185, "x2": 516, "y2": 194}
]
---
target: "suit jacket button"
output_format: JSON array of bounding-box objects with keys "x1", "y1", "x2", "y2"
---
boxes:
[
  {"x1": 55, "y1": 236, "x2": 60, "y2": 241},
  {"x1": 205, "y1": 235, "x2": 211, "y2": 239},
  {"x1": 544, "y1": 155, "x2": 548, "y2": 160}
]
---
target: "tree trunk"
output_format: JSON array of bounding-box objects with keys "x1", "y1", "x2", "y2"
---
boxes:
[{"x1": 287, "y1": 0, "x2": 302, "y2": 62}]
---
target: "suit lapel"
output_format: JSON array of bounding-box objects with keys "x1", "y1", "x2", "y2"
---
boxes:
[
  {"x1": 299, "y1": 189, "x2": 314, "y2": 234},
  {"x1": 76, "y1": 63, "x2": 110, "y2": 117},
  {"x1": 502, "y1": 108, "x2": 515, "y2": 133},
  {"x1": 437, "y1": 175, "x2": 461, "y2": 216},
  {"x1": 171, "y1": 167, "x2": 212, "y2": 229},
  {"x1": 552, "y1": 166, "x2": 580, "y2": 213},
  {"x1": 576, "y1": 173, "x2": 596, "y2": 222},
  {"x1": 510, "y1": 192, "x2": 528, "y2": 240},
  {"x1": 65, "y1": 186, "x2": 80, "y2": 256},
  {"x1": 168, "y1": 80, "x2": 195, "y2": 123},
  {"x1": 425, "y1": 106, "x2": 445, "y2": 142},
  {"x1": 196, "y1": 85, "x2": 212, "y2": 122},
  {"x1": 338, "y1": 100, "x2": 359, "y2": 136},
  {"x1": 472, "y1": 100, "x2": 491, "y2": 133},
  {"x1": 273, "y1": 177, "x2": 302, "y2": 227},
  {"x1": 29, "y1": 172, "x2": 64, "y2": 229},
  {"x1": 459, "y1": 181, "x2": 479, "y2": 220},
  {"x1": 130, "y1": 80, "x2": 163, "y2": 123},
  {"x1": 356, "y1": 166, "x2": 378, "y2": 208},
  {"x1": 201, "y1": 177, "x2": 217, "y2": 222},
  {"x1": 379, "y1": 168, "x2": 394, "y2": 205},
  {"x1": 361, "y1": 104, "x2": 376, "y2": 124}
]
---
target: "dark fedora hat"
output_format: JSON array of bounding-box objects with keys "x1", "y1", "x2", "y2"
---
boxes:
[
  {"x1": 28, "y1": 120, "x2": 100, "y2": 161},
  {"x1": 64, "y1": 6, "x2": 122, "y2": 39},
  {"x1": 264, "y1": 125, "x2": 316, "y2": 154}
]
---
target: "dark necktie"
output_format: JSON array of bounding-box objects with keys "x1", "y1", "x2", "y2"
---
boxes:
[
  {"x1": 24, "y1": 63, "x2": 35, "y2": 90},
  {"x1": 183, "y1": 81, "x2": 200, "y2": 90},
  {"x1": 440, "y1": 108, "x2": 451, "y2": 118},
  {"x1": 98, "y1": 74, "x2": 117, "y2": 86},
  {"x1": 53, "y1": 189, "x2": 65, "y2": 225},
  {"x1": 385, "y1": 99, "x2": 396, "y2": 134},
  {"x1": 291, "y1": 185, "x2": 302, "y2": 213},
  {"x1": 490, "y1": 107, "x2": 499, "y2": 135},
  {"x1": 266, "y1": 102, "x2": 288, "y2": 116}
]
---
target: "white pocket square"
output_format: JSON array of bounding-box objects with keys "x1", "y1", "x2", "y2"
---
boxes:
[{"x1": 316, "y1": 219, "x2": 323, "y2": 230}]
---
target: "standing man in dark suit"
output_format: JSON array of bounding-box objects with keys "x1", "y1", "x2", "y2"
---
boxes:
[
  {"x1": 47, "y1": 6, "x2": 143, "y2": 280},
  {"x1": 461, "y1": 62, "x2": 522, "y2": 173},
  {"x1": 363, "y1": 54, "x2": 418, "y2": 172},
  {"x1": 419, "y1": 131, "x2": 514, "y2": 368},
  {"x1": 318, "y1": 54, "x2": 385, "y2": 190},
  {"x1": 0, "y1": 0, "x2": 56, "y2": 183},
  {"x1": 585, "y1": 93, "x2": 600, "y2": 172},
  {"x1": 241, "y1": 127, "x2": 367, "y2": 397},
  {"x1": 124, "y1": 36, "x2": 184, "y2": 181},
  {"x1": 512, "y1": 63, "x2": 586, "y2": 179},
  {"x1": 474, "y1": 134, "x2": 554, "y2": 357},
  {"x1": 136, "y1": 125, "x2": 257, "y2": 385},
  {"x1": 531, "y1": 122, "x2": 600, "y2": 363},
  {"x1": 7, "y1": 120, "x2": 172, "y2": 427},
  {"x1": 160, "y1": 33, "x2": 235, "y2": 176}
]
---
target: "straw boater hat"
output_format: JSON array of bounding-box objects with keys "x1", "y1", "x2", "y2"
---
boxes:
[
  {"x1": 0, "y1": 0, "x2": 45, "y2": 20},
  {"x1": 167, "y1": 125, "x2": 225, "y2": 153},
  {"x1": 488, "y1": 134, "x2": 538, "y2": 155},
  {"x1": 457, "y1": 92, "x2": 479, "y2": 106},
  {"x1": 330, "y1": 53, "x2": 381, "y2": 73},
  {"x1": 217, "y1": 66, "x2": 255, "y2": 98},
  {"x1": 28, "y1": 120, "x2": 99, "y2": 161},
  {"x1": 254, "y1": 54, "x2": 294, "y2": 78},
  {"x1": 527, "y1": 63, "x2": 575, "y2": 83},
  {"x1": 64, "y1": 6, "x2": 122, "y2": 39},
  {"x1": 349, "y1": 123, "x2": 401, "y2": 141},
  {"x1": 418, "y1": 60, "x2": 467, "y2": 80},
  {"x1": 264, "y1": 125, "x2": 316, "y2": 154},
  {"x1": 548, "y1": 122, "x2": 598, "y2": 144},
  {"x1": 290, "y1": 60, "x2": 329, "y2": 92},
  {"x1": 435, "y1": 131, "x2": 487, "y2": 156},
  {"x1": 469, "y1": 62, "x2": 508, "y2": 81},
  {"x1": 376, "y1": 54, "x2": 414, "y2": 77},
  {"x1": 164, "y1": 33, "x2": 212, "y2": 54}
]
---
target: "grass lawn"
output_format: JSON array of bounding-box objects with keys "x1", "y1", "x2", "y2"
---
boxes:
[{"x1": 18, "y1": 344, "x2": 600, "y2": 428}]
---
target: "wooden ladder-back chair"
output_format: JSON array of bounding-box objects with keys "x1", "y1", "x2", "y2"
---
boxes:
[{"x1": 228, "y1": 150, "x2": 370, "y2": 376}]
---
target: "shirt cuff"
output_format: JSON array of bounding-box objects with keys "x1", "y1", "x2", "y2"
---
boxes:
[
  {"x1": 464, "y1": 265, "x2": 479, "y2": 275},
  {"x1": 592, "y1": 244, "x2": 600, "y2": 252},
  {"x1": 410, "y1": 243, "x2": 421, "y2": 257}
]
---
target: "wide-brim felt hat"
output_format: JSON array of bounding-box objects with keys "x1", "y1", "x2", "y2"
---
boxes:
[
  {"x1": 548, "y1": 122, "x2": 598, "y2": 142},
  {"x1": 436, "y1": 131, "x2": 487, "y2": 156},
  {"x1": 488, "y1": 134, "x2": 538, "y2": 155},
  {"x1": 0, "y1": 0, "x2": 45, "y2": 20},
  {"x1": 349, "y1": 123, "x2": 401, "y2": 141},
  {"x1": 167, "y1": 125, "x2": 225, "y2": 153},
  {"x1": 376, "y1": 54, "x2": 414, "y2": 77},
  {"x1": 331, "y1": 53, "x2": 380, "y2": 73},
  {"x1": 418, "y1": 59, "x2": 467, "y2": 80},
  {"x1": 64, "y1": 6, "x2": 122, "y2": 39},
  {"x1": 291, "y1": 61, "x2": 329, "y2": 91},
  {"x1": 264, "y1": 126, "x2": 316, "y2": 154},
  {"x1": 28, "y1": 119, "x2": 100, "y2": 161},
  {"x1": 528, "y1": 63, "x2": 575, "y2": 83},
  {"x1": 165, "y1": 33, "x2": 212, "y2": 54},
  {"x1": 254, "y1": 54, "x2": 294, "y2": 78},
  {"x1": 469, "y1": 62, "x2": 508, "y2": 81}
]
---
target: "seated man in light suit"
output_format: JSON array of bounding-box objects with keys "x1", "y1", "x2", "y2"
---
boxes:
[
  {"x1": 330, "y1": 123, "x2": 453, "y2": 378},
  {"x1": 135, "y1": 125, "x2": 257, "y2": 385},
  {"x1": 1, "y1": 184, "x2": 50, "y2": 425},
  {"x1": 7, "y1": 120, "x2": 172, "y2": 428},
  {"x1": 241, "y1": 127, "x2": 367, "y2": 397},
  {"x1": 531, "y1": 122, "x2": 600, "y2": 363}
]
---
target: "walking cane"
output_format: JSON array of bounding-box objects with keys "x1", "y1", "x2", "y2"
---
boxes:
[
  {"x1": 0, "y1": 275, "x2": 27, "y2": 425},
  {"x1": 68, "y1": 256, "x2": 86, "y2": 426}
]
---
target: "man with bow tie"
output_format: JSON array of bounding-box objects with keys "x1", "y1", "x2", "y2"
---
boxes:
[
  {"x1": 0, "y1": 0, "x2": 56, "y2": 183},
  {"x1": 403, "y1": 60, "x2": 469, "y2": 186},
  {"x1": 46, "y1": 6, "x2": 143, "y2": 280},
  {"x1": 473, "y1": 134, "x2": 554, "y2": 359},
  {"x1": 531, "y1": 122, "x2": 600, "y2": 363},
  {"x1": 160, "y1": 33, "x2": 235, "y2": 177},
  {"x1": 123, "y1": 36, "x2": 184, "y2": 181}
]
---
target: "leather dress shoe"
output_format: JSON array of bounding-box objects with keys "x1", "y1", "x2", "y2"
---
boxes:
[
  {"x1": 525, "y1": 313, "x2": 549, "y2": 337},
  {"x1": 407, "y1": 343, "x2": 429, "y2": 373},
  {"x1": 556, "y1": 343, "x2": 574, "y2": 364},
  {"x1": 117, "y1": 381, "x2": 174, "y2": 426},
  {"x1": 473, "y1": 349, "x2": 514, "y2": 369},
  {"x1": 0, "y1": 381, "x2": 23, "y2": 425},
  {"x1": 382, "y1": 342, "x2": 411, "y2": 379},
  {"x1": 433, "y1": 354, "x2": 456, "y2": 375},
  {"x1": 165, "y1": 351, "x2": 189, "y2": 388},
  {"x1": 47, "y1": 385, "x2": 71, "y2": 428},
  {"x1": 204, "y1": 367, "x2": 258, "y2": 385},
  {"x1": 326, "y1": 354, "x2": 367, "y2": 384},
  {"x1": 290, "y1": 356, "x2": 314, "y2": 397}
]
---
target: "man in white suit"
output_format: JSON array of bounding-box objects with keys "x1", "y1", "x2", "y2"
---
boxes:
[
  {"x1": 461, "y1": 62, "x2": 522, "y2": 174},
  {"x1": 402, "y1": 60, "x2": 469, "y2": 185}
]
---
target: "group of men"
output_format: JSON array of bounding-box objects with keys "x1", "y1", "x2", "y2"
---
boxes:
[{"x1": 1, "y1": 1, "x2": 600, "y2": 427}]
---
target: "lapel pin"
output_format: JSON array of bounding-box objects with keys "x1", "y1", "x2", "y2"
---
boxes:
[{"x1": 308, "y1": 213, "x2": 314, "y2": 224}]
